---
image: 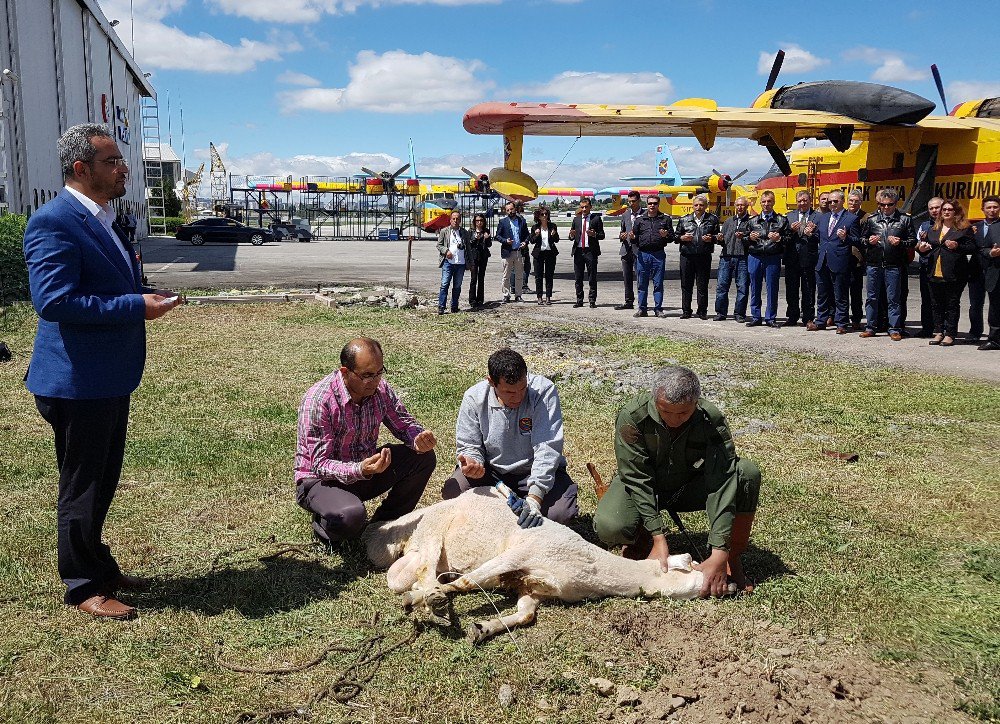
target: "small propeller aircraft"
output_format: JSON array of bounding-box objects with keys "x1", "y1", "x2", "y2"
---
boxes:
[{"x1": 463, "y1": 50, "x2": 1000, "y2": 220}]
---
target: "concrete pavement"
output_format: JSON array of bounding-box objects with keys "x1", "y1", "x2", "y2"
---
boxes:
[{"x1": 139, "y1": 236, "x2": 997, "y2": 383}]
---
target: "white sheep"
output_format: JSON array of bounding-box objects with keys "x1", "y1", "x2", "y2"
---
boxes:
[{"x1": 364, "y1": 488, "x2": 706, "y2": 644}]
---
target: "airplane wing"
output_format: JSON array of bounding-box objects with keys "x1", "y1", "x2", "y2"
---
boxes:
[{"x1": 463, "y1": 101, "x2": 990, "y2": 151}]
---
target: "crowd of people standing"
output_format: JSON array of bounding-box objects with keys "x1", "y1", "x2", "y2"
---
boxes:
[{"x1": 435, "y1": 190, "x2": 999, "y2": 351}]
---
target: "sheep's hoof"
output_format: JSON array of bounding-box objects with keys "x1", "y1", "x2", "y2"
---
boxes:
[
  {"x1": 425, "y1": 589, "x2": 452, "y2": 623},
  {"x1": 466, "y1": 622, "x2": 487, "y2": 645}
]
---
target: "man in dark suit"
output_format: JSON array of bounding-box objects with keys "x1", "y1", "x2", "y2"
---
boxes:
[
  {"x1": 495, "y1": 200, "x2": 529, "y2": 303},
  {"x1": 846, "y1": 191, "x2": 868, "y2": 330},
  {"x1": 974, "y1": 195, "x2": 1000, "y2": 350},
  {"x1": 967, "y1": 199, "x2": 990, "y2": 343},
  {"x1": 568, "y1": 197, "x2": 604, "y2": 307},
  {"x1": 24, "y1": 124, "x2": 182, "y2": 619},
  {"x1": 783, "y1": 190, "x2": 820, "y2": 327},
  {"x1": 616, "y1": 190, "x2": 643, "y2": 310},
  {"x1": 811, "y1": 190, "x2": 861, "y2": 334}
]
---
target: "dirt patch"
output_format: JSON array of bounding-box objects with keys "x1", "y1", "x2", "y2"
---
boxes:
[{"x1": 569, "y1": 605, "x2": 971, "y2": 723}]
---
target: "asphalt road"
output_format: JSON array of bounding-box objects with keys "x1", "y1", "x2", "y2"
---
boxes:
[{"x1": 140, "y1": 235, "x2": 997, "y2": 383}]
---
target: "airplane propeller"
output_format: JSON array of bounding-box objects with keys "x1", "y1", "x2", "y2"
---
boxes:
[
  {"x1": 931, "y1": 64, "x2": 949, "y2": 114},
  {"x1": 360, "y1": 163, "x2": 411, "y2": 193},
  {"x1": 759, "y1": 50, "x2": 793, "y2": 176}
]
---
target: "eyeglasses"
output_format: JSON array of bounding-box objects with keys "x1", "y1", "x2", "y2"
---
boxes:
[
  {"x1": 646, "y1": 201, "x2": 659, "y2": 205},
  {"x1": 941, "y1": 207, "x2": 955, "y2": 212},
  {"x1": 95, "y1": 156, "x2": 128, "y2": 168},
  {"x1": 347, "y1": 367, "x2": 386, "y2": 382},
  {"x1": 878, "y1": 202, "x2": 896, "y2": 207}
]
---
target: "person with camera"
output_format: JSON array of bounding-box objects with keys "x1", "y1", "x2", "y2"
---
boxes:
[
  {"x1": 442, "y1": 348, "x2": 578, "y2": 527},
  {"x1": 467, "y1": 212, "x2": 492, "y2": 309},
  {"x1": 436, "y1": 210, "x2": 471, "y2": 314},
  {"x1": 295, "y1": 338, "x2": 438, "y2": 548}
]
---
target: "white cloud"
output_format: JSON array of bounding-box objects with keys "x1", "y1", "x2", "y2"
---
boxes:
[
  {"x1": 757, "y1": 44, "x2": 828, "y2": 76},
  {"x1": 508, "y1": 71, "x2": 673, "y2": 105},
  {"x1": 101, "y1": 0, "x2": 285, "y2": 73},
  {"x1": 277, "y1": 50, "x2": 492, "y2": 113},
  {"x1": 277, "y1": 71, "x2": 322, "y2": 87},
  {"x1": 206, "y1": 0, "x2": 500, "y2": 24},
  {"x1": 946, "y1": 81, "x2": 1000, "y2": 103},
  {"x1": 842, "y1": 47, "x2": 926, "y2": 83}
]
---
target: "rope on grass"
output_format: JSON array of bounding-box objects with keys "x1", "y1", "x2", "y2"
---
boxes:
[{"x1": 222, "y1": 620, "x2": 423, "y2": 723}]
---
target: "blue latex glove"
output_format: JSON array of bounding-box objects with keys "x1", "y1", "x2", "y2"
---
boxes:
[
  {"x1": 517, "y1": 497, "x2": 543, "y2": 529},
  {"x1": 495, "y1": 481, "x2": 542, "y2": 528}
]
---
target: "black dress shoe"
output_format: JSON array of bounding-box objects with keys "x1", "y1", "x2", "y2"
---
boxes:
[
  {"x1": 734, "y1": 315, "x2": 746, "y2": 323},
  {"x1": 697, "y1": 313, "x2": 708, "y2": 320},
  {"x1": 589, "y1": 302, "x2": 596, "y2": 308},
  {"x1": 615, "y1": 303, "x2": 634, "y2": 310},
  {"x1": 746, "y1": 319, "x2": 763, "y2": 327},
  {"x1": 573, "y1": 301, "x2": 584, "y2": 308},
  {"x1": 680, "y1": 312, "x2": 692, "y2": 319},
  {"x1": 633, "y1": 310, "x2": 648, "y2": 317},
  {"x1": 713, "y1": 314, "x2": 726, "y2": 321},
  {"x1": 765, "y1": 320, "x2": 780, "y2": 328},
  {"x1": 978, "y1": 341, "x2": 1000, "y2": 351},
  {"x1": 782, "y1": 319, "x2": 798, "y2": 327}
]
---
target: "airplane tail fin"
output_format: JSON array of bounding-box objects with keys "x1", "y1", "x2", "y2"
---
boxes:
[{"x1": 621, "y1": 143, "x2": 684, "y2": 185}]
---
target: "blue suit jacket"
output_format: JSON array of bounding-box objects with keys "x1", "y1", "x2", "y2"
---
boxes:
[
  {"x1": 495, "y1": 215, "x2": 530, "y2": 259},
  {"x1": 24, "y1": 189, "x2": 150, "y2": 399},
  {"x1": 815, "y1": 210, "x2": 860, "y2": 274}
]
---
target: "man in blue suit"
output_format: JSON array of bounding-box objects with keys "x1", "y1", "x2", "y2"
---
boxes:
[
  {"x1": 810, "y1": 190, "x2": 861, "y2": 333},
  {"x1": 24, "y1": 124, "x2": 182, "y2": 619},
  {"x1": 496, "y1": 200, "x2": 529, "y2": 303}
]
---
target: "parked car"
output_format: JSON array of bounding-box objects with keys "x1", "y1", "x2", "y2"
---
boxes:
[
  {"x1": 269, "y1": 218, "x2": 313, "y2": 242},
  {"x1": 174, "y1": 218, "x2": 273, "y2": 246}
]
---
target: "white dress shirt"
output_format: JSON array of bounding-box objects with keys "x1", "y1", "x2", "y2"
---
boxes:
[{"x1": 65, "y1": 185, "x2": 133, "y2": 271}]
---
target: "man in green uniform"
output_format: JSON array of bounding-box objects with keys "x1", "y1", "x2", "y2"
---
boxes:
[{"x1": 594, "y1": 366, "x2": 760, "y2": 596}]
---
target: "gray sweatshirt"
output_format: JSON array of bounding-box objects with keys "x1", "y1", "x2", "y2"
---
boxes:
[{"x1": 455, "y1": 374, "x2": 566, "y2": 499}]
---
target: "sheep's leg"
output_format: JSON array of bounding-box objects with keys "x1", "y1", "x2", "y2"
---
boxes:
[
  {"x1": 386, "y1": 552, "x2": 422, "y2": 593},
  {"x1": 436, "y1": 549, "x2": 526, "y2": 596},
  {"x1": 467, "y1": 593, "x2": 540, "y2": 645}
]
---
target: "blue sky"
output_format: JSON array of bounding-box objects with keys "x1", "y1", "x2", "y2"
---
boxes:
[{"x1": 100, "y1": 0, "x2": 1000, "y2": 189}]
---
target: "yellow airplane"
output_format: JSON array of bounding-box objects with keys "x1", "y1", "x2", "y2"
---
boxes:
[{"x1": 462, "y1": 52, "x2": 1000, "y2": 220}]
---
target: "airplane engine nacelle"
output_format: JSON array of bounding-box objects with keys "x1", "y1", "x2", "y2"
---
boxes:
[
  {"x1": 488, "y1": 167, "x2": 538, "y2": 202},
  {"x1": 951, "y1": 98, "x2": 1000, "y2": 119},
  {"x1": 751, "y1": 81, "x2": 934, "y2": 125},
  {"x1": 706, "y1": 174, "x2": 729, "y2": 194}
]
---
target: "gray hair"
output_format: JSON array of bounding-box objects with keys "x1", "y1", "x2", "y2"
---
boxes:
[
  {"x1": 58, "y1": 123, "x2": 113, "y2": 180},
  {"x1": 653, "y1": 365, "x2": 701, "y2": 404},
  {"x1": 796, "y1": 190, "x2": 811, "y2": 200},
  {"x1": 847, "y1": 189, "x2": 863, "y2": 201},
  {"x1": 692, "y1": 194, "x2": 709, "y2": 205},
  {"x1": 829, "y1": 190, "x2": 845, "y2": 201},
  {"x1": 876, "y1": 188, "x2": 898, "y2": 203}
]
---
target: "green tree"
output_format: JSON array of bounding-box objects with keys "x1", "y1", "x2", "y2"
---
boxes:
[{"x1": 161, "y1": 180, "x2": 182, "y2": 217}]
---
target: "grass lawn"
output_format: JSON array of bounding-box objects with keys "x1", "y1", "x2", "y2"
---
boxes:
[{"x1": 0, "y1": 300, "x2": 997, "y2": 723}]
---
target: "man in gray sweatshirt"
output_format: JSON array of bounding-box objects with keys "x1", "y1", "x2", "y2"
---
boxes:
[{"x1": 442, "y1": 348, "x2": 578, "y2": 525}]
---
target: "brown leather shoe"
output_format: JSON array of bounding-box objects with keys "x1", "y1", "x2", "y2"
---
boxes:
[
  {"x1": 76, "y1": 595, "x2": 136, "y2": 620},
  {"x1": 107, "y1": 574, "x2": 150, "y2": 593},
  {"x1": 859, "y1": 330, "x2": 876, "y2": 338},
  {"x1": 806, "y1": 321, "x2": 824, "y2": 331},
  {"x1": 836, "y1": 327, "x2": 848, "y2": 335},
  {"x1": 889, "y1": 332, "x2": 903, "y2": 341}
]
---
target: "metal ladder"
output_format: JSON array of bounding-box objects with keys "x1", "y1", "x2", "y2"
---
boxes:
[{"x1": 141, "y1": 97, "x2": 166, "y2": 236}]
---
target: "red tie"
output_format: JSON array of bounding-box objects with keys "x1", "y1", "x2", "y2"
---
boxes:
[{"x1": 581, "y1": 217, "x2": 588, "y2": 248}]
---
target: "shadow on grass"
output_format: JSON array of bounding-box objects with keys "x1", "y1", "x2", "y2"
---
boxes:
[{"x1": 139, "y1": 553, "x2": 360, "y2": 618}]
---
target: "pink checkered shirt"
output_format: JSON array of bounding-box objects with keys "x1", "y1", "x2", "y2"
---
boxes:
[{"x1": 295, "y1": 370, "x2": 424, "y2": 485}]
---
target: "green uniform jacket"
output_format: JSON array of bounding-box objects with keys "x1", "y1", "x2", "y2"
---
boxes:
[{"x1": 615, "y1": 394, "x2": 738, "y2": 549}]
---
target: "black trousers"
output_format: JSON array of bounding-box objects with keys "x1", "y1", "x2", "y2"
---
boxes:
[
  {"x1": 784, "y1": 254, "x2": 817, "y2": 323},
  {"x1": 468, "y1": 260, "x2": 488, "y2": 306},
  {"x1": 987, "y1": 283, "x2": 1000, "y2": 344},
  {"x1": 679, "y1": 254, "x2": 712, "y2": 315},
  {"x1": 533, "y1": 250, "x2": 557, "y2": 298},
  {"x1": 929, "y1": 280, "x2": 966, "y2": 337},
  {"x1": 621, "y1": 253, "x2": 636, "y2": 305},
  {"x1": 573, "y1": 249, "x2": 598, "y2": 303},
  {"x1": 849, "y1": 258, "x2": 865, "y2": 325},
  {"x1": 35, "y1": 395, "x2": 130, "y2": 605},
  {"x1": 967, "y1": 272, "x2": 985, "y2": 338},
  {"x1": 919, "y1": 262, "x2": 934, "y2": 335}
]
